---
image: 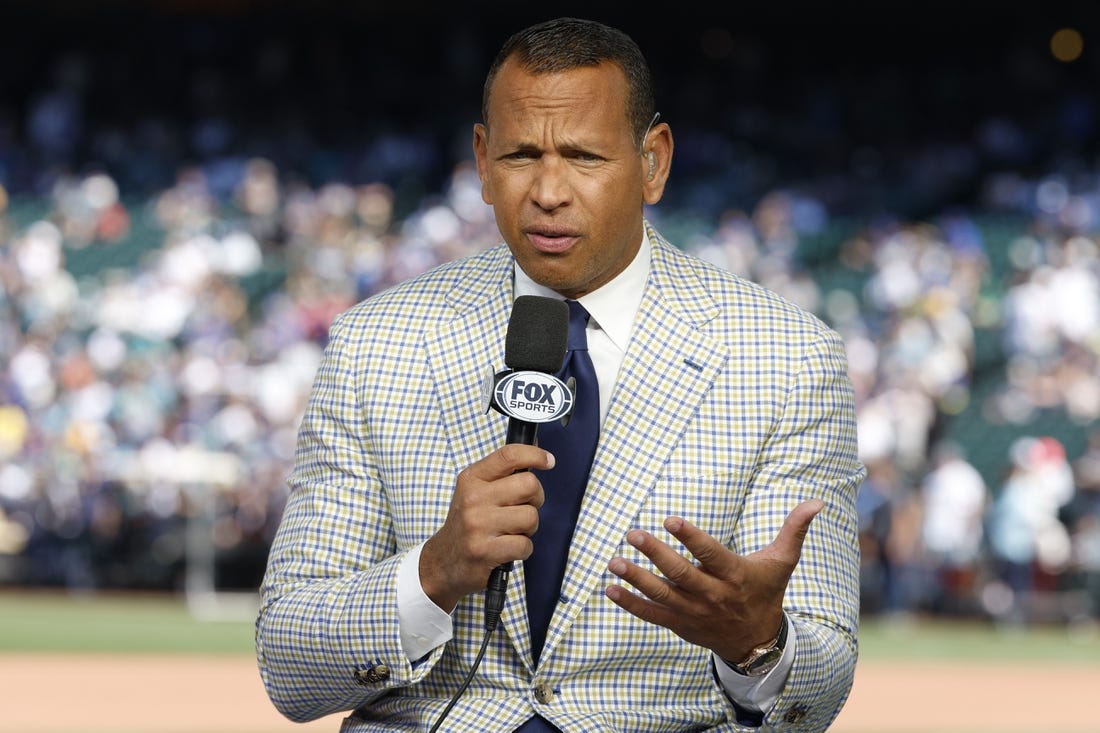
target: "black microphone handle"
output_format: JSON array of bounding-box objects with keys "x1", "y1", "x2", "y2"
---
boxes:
[
  {"x1": 506, "y1": 417, "x2": 538, "y2": 446},
  {"x1": 484, "y1": 417, "x2": 539, "y2": 630}
]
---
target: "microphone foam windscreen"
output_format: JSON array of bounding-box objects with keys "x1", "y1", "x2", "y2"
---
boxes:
[{"x1": 505, "y1": 295, "x2": 568, "y2": 373}]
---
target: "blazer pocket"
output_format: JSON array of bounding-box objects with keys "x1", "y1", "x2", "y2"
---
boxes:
[{"x1": 633, "y1": 473, "x2": 748, "y2": 549}]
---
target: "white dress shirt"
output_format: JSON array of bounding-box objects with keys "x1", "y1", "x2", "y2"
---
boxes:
[{"x1": 395, "y1": 233, "x2": 794, "y2": 716}]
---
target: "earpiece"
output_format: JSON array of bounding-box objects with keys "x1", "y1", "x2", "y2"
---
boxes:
[{"x1": 647, "y1": 151, "x2": 657, "y2": 179}]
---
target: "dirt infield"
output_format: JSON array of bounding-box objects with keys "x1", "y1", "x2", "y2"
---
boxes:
[{"x1": 1, "y1": 654, "x2": 1097, "y2": 732}]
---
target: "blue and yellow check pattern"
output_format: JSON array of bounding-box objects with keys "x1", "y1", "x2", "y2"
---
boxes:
[{"x1": 256, "y1": 222, "x2": 865, "y2": 732}]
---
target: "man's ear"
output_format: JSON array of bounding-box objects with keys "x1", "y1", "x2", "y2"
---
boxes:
[
  {"x1": 642, "y1": 123, "x2": 673, "y2": 205},
  {"x1": 473, "y1": 123, "x2": 492, "y2": 205}
]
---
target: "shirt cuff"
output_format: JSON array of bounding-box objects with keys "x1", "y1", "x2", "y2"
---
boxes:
[
  {"x1": 396, "y1": 541, "x2": 454, "y2": 662},
  {"x1": 712, "y1": 613, "x2": 798, "y2": 715}
]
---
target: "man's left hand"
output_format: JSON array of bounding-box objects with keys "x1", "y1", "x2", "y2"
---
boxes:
[{"x1": 604, "y1": 499, "x2": 824, "y2": 662}]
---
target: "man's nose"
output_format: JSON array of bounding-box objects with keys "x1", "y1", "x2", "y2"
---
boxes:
[{"x1": 529, "y1": 158, "x2": 572, "y2": 210}]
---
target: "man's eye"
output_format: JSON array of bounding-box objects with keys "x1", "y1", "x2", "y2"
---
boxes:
[{"x1": 567, "y1": 151, "x2": 603, "y2": 163}]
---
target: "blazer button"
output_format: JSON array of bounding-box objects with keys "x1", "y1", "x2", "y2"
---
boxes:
[
  {"x1": 783, "y1": 704, "x2": 808, "y2": 724},
  {"x1": 533, "y1": 682, "x2": 554, "y2": 704},
  {"x1": 354, "y1": 664, "x2": 391, "y2": 685}
]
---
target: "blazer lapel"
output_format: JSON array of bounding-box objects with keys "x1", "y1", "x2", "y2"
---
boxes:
[
  {"x1": 422, "y1": 247, "x2": 514, "y2": 471},
  {"x1": 420, "y1": 247, "x2": 537, "y2": 658}
]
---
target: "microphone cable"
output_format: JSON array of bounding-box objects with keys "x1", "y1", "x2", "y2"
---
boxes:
[{"x1": 427, "y1": 589, "x2": 505, "y2": 733}]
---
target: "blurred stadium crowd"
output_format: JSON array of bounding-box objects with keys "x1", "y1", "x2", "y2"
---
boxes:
[{"x1": 0, "y1": 2, "x2": 1098, "y2": 628}]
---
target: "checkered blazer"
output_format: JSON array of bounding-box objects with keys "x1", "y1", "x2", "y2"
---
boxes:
[{"x1": 257, "y1": 223, "x2": 864, "y2": 732}]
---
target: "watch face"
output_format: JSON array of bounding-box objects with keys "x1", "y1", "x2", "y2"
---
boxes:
[{"x1": 745, "y1": 648, "x2": 783, "y2": 676}]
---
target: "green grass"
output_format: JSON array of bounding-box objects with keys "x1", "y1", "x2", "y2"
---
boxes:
[
  {"x1": 0, "y1": 590, "x2": 256, "y2": 654},
  {"x1": 1, "y1": 590, "x2": 1098, "y2": 664},
  {"x1": 857, "y1": 615, "x2": 1100, "y2": 665}
]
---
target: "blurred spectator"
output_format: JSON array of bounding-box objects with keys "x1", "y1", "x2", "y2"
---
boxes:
[
  {"x1": 847, "y1": 455, "x2": 928, "y2": 620},
  {"x1": 919, "y1": 441, "x2": 990, "y2": 615},
  {"x1": 985, "y1": 436, "x2": 1076, "y2": 623},
  {"x1": 1072, "y1": 428, "x2": 1100, "y2": 519},
  {"x1": 1066, "y1": 430, "x2": 1100, "y2": 622}
]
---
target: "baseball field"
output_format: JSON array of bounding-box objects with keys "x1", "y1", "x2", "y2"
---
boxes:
[{"x1": 1, "y1": 591, "x2": 1096, "y2": 733}]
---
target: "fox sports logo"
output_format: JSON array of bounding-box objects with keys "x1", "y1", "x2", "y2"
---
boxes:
[{"x1": 494, "y1": 371, "x2": 573, "y2": 423}]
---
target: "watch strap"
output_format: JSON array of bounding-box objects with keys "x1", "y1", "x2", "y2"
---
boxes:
[{"x1": 722, "y1": 614, "x2": 789, "y2": 677}]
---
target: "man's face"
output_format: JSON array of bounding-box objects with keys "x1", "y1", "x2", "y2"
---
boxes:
[{"x1": 474, "y1": 58, "x2": 661, "y2": 299}]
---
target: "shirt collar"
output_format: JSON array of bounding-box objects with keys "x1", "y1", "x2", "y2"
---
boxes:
[{"x1": 513, "y1": 231, "x2": 651, "y2": 353}]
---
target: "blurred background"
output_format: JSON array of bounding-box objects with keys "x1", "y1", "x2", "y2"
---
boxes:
[{"x1": 1, "y1": 0, "x2": 1099, "y2": 640}]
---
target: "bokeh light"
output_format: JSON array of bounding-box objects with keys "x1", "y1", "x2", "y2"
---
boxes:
[{"x1": 1051, "y1": 27, "x2": 1084, "y2": 62}]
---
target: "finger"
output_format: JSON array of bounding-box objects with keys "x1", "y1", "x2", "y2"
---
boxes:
[
  {"x1": 494, "y1": 470, "x2": 545, "y2": 508},
  {"x1": 466, "y1": 444, "x2": 555, "y2": 482},
  {"x1": 491, "y1": 533, "x2": 536, "y2": 564},
  {"x1": 607, "y1": 555, "x2": 683, "y2": 606},
  {"x1": 770, "y1": 498, "x2": 825, "y2": 564},
  {"x1": 620, "y1": 530, "x2": 721, "y2": 598},
  {"x1": 660, "y1": 516, "x2": 738, "y2": 576},
  {"x1": 604, "y1": 583, "x2": 681, "y2": 630},
  {"x1": 624, "y1": 528, "x2": 699, "y2": 585},
  {"x1": 498, "y1": 503, "x2": 541, "y2": 538}
]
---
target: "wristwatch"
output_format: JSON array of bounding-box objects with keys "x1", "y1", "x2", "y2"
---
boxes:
[{"x1": 724, "y1": 615, "x2": 789, "y2": 677}]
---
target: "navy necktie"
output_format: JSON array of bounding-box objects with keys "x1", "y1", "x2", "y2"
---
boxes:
[{"x1": 525, "y1": 300, "x2": 600, "y2": 663}]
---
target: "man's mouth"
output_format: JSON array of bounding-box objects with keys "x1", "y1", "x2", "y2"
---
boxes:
[{"x1": 527, "y1": 229, "x2": 579, "y2": 254}]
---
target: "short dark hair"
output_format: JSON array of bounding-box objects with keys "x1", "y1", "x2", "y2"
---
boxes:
[{"x1": 481, "y1": 17, "x2": 656, "y2": 149}]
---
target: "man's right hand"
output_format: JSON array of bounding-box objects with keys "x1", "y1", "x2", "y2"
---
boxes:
[{"x1": 419, "y1": 444, "x2": 554, "y2": 612}]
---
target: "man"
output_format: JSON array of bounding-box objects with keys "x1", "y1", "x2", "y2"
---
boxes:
[{"x1": 256, "y1": 17, "x2": 863, "y2": 732}]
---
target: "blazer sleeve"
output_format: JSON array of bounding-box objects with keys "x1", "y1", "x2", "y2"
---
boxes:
[
  {"x1": 736, "y1": 324, "x2": 864, "y2": 732},
  {"x1": 254, "y1": 312, "x2": 446, "y2": 723}
]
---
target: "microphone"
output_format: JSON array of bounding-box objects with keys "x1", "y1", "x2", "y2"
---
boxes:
[{"x1": 483, "y1": 295, "x2": 569, "y2": 629}]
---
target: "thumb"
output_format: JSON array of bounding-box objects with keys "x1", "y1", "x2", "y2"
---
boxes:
[{"x1": 770, "y1": 498, "x2": 825, "y2": 565}]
